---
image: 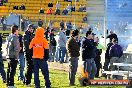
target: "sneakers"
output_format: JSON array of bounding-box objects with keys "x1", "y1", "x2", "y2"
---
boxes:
[
  {"x1": 69, "y1": 84, "x2": 75, "y2": 86},
  {"x1": 26, "y1": 84, "x2": 31, "y2": 87},
  {"x1": 3, "y1": 80, "x2": 6, "y2": 83},
  {"x1": 7, "y1": 86, "x2": 16, "y2": 88},
  {"x1": 45, "y1": 86, "x2": 51, "y2": 88}
]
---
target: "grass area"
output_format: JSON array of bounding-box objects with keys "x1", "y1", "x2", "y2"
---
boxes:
[{"x1": 0, "y1": 61, "x2": 125, "y2": 88}]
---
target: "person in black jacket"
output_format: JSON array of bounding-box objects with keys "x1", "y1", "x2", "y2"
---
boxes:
[
  {"x1": 107, "y1": 31, "x2": 118, "y2": 43},
  {"x1": 18, "y1": 34, "x2": 25, "y2": 81},
  {"x1": 102, "y1": 42, "x2": 113, "y2": 78},
  {"x1": 0, "y1": 34, "x2": 6, "y2": 83},
  {"x1": 94, "y1": 37, "x2": 102, "y2": 78},
  {"x1": 49, "y1": 29, "x2": 56, "y2": 62},
  {"x1": 23, "y1": 24, "x2": 34, "y2": 86},
  {"x1": 81, "y1": 31, "x2": 97, "y2": 79},
  {"x1": 45, "y1": 27, "x2": 50, "y2": 40}
]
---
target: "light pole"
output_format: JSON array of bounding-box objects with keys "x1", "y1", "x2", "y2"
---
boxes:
[{"x1": 104, "y1": 0, "x2": 107, "y2": 47}]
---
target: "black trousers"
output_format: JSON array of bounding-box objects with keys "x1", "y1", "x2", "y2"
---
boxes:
[
  {"x1": 95, "y1": 56, "x2": 102, "y2": 77},
  {"x1": 24, "y1": 53, "x2": 33, "y2": 85},
  {"x1": 7, "y1": 58, "x2": 17, "y2": 86},
  {"x1": 103, "y1": 58, "x2": 110, "y2": 71}
]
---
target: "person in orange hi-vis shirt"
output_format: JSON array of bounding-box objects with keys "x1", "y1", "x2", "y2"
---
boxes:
[{"x1": 29, "y1": 26, "x2": 51, "y2": 88}]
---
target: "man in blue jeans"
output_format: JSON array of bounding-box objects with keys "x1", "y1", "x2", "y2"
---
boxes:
[
  {"x1": 6, "y1": 25, "x2": 20, "y2": 88},
  {"x1": 56, "y1": 28, "x2": 67, "y2": 63},
  {"x1": 18, "y1": 34, "x2": 25, "y2": 81},
  {"x1": 0, "y1": 34, "x2": 6, "y2": 83},
  {"x1": 29, "y1": 23, "x2": 51, "y2": 88},
  {"x1": 81, "y1": 31, "x2": 97, "y2": 79}
]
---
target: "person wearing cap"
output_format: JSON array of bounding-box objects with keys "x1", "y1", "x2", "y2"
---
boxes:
[
  {"x1": 29, "y1": 25, "x2": 51, "y2": 88},
  {"x1": 23, "y1": 24, "x2": 34, "y2": 86},
  {"x1": 66, "y1": 30, "x2": 80, "y2": 86},
  {"x1": 94, "y1": 37, "x2": 104, "y2": 78},
  {"x1": 81, "y1": 31, "x2": 97, "y2": 79}
]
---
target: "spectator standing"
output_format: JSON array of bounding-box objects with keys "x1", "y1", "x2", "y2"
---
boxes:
[
  {"x1": 81, "y1": 31, "x2": 97, "y2": 79},
  {"x1": 18, "y1": 34, "x2": 25, "y2": 81},
  {"x1": 109, "y1": 38, "x2": 123, "y2": 79},
  {"x1": 6, "y1": 25, "x2": 20, "y2": 87},
  {"x1": 1, "y1": 16, "x2": 6, "y2": 31},
  {"x1": 102, "y1": 42, "x2": 113, "y2": 78},
  {"x1": 94, "y1": 37, "x2": 103, "y2": 78},
  {"x1": 49, "y1": 29, "x2": 56, "y2": 62},
  {"x1": 23, "y1": 24, "x2": 34, "y2": 86},
  {"x1": 0, "y1": 34, "x2": 6, "y2": 83},
  {"x1": 66, "y1": 21, "x2": 72, "y2": 30},
  {"x1": 29, "y1": 26, "x2": 51, "y2": 88},
  {"x1": 66, "y1": 30, "x2": 80, "y2": 86},
  {"x1": 57, "y1": 28, "x2": 68, "y2": 63},
  {"x1": 45, "y1": 27, "x2": 50, "y2": 40}
]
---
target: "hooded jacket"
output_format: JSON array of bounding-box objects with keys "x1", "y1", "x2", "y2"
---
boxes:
[
  {"x1": 29, "y1": 27, "x2": 49, "y2": 59},
  {"x1": 57, "y1": 31, "x2": 67, "y2": 47},
  {"x1": 6, "y1": 34, "x2": 20, "y2": 59}
]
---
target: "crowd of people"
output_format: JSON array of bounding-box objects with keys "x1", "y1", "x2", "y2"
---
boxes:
[
  {"x1": 0, "y1": 18, "x2": 123, "y2": 88},
  {"x1": 13, "y1": 3, "x2": 25, "y2": 10},
  {"x1": 40, "y1": 2, "x2": 86, "y2": 16},
  {"x1": 0, "y1": 0, "x2": 7, "y2": 6}
]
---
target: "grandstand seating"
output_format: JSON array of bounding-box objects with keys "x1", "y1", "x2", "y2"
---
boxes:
[{"x1": 0, "y1": 0, "x2": 87, "y2": 28}]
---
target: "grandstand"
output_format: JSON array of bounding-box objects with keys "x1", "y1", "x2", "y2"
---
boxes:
[{"x1": 0, "y1": 0, "x2": 88, "y2": 29}]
